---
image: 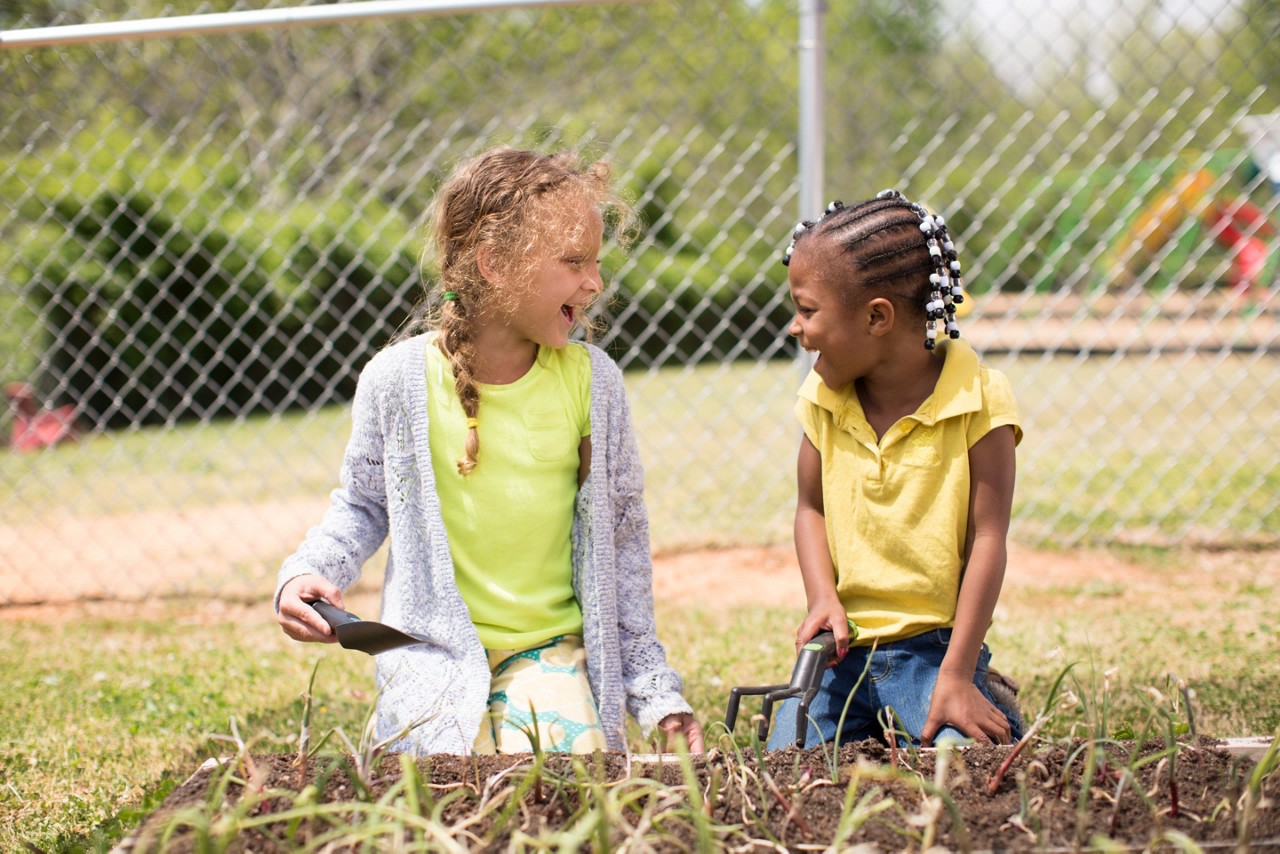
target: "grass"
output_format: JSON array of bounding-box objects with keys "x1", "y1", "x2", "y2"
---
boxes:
[
  {"x1": 3, "y1": 544, "x2": 1278, "y2": 850},
  {"x1": 2, "y1": 353, "x2": 1276, "y2": 548},
  {"x1": 0, "y1": 355, "x2": 1277, "y2": 847},
  {"x1": 0, "y1": 408, "x2": 350, "y2": 524},
  {"x1": 0, "y1": 596, "x2": 376, "y2": 851}
]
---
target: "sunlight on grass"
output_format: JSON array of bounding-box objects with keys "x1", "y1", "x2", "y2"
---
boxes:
[
  {"x1": 2, "y1": 354, "x2": 1275, "y2": 550},
  {"x1": 0, "y1": 407, "x2": 351, "y2": 523},
  {"x1": 0, "y1": 598, "x2": 377, "y2": 852},
  {"x1": 2, "y1": 352, "x2": 1277, "y2": 846},
  {"x1": 4, "y1": 557, "x2": 1277, "y2": 850}
]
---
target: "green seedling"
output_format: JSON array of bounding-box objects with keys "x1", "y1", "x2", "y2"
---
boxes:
[
  {"x1": 1237, "y1": 727, "x2": 1280, "y2": 851},
  {"x1": 988, "y1": 661, "x2": 1077, "y2": 794}
]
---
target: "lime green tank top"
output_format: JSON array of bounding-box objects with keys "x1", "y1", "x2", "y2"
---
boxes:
[{"x1": 425, "y1": 338, "x2": 591, "y2": 650}]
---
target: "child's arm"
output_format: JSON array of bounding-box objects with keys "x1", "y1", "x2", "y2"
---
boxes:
[
  {"x1": 274, "y1": 358, "x2": 392, "y2": 639},
  {"x1": 794, "y1": 436, "x2": 852, "y2": 658},
  {"x1": 921, "y1": 424, "x2": 1017, "y2": 746}
]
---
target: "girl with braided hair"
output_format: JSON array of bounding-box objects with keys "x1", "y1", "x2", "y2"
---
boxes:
[
  {"x1": 274, "y1": 146, "x2": 702, "y2": 756},
  {"x1": 768, "y1": 190, "x2": 1024, "y2": 750}
]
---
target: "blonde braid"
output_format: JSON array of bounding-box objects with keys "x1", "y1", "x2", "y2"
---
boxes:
[{"x1": 437, "y1": 299, "x2": 481, "y2": 475}]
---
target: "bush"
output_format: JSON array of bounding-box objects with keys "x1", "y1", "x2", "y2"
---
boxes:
[
  {"x1": 3, "y1": 122, "x2": 418, "y2": 428},
  {"x1": 604, "y1": 153, "x2": 794, "y2": 366}
]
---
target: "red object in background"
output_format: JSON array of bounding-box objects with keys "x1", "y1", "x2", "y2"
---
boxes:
[
  {"x1": 1201, "y1": 198, "x2": 1277, "y2": 294},
  {"x1": 5, "y1": 382, "x2": 82, "y2": 452}
]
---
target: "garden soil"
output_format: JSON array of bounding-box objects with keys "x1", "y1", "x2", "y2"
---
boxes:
[{"x1": 127, "y1": 736, "x2": 1278, "y2": 851}]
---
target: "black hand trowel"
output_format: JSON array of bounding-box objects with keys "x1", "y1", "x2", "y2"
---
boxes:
[{"x1": 309, "y1": 600, "x2": 432, "y2": 655}]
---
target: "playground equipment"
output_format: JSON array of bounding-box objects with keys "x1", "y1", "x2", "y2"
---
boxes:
[
  {"x1": 1118, "y1": 166, "x2": 1277, "y2": 299},
  {"x1": 5, "y1": 382, "x2": 81, "y2": 453}
]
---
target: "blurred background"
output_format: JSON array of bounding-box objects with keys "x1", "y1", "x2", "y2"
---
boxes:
[{"x1": 2, "y1": 0, "x2": 1277, "y2": 605}]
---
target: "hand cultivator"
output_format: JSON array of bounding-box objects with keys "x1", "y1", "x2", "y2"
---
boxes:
[{"x1": 724, "y1": 630, "x2": 839, "y2": 748}]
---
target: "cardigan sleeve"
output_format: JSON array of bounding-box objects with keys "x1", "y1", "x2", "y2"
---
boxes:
[
  {"x1": 274, "y1": 354, "x2": 391, "y2": 610},
  {"x1": 595, "y1": 354, "x2": 693, "y2": 731}
]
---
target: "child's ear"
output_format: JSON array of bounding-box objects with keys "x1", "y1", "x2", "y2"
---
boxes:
[
  {"x1": 866, "y1": 297, "x2": 895, "y2": 336},
  {"x1": 476, "y1": 243, "x2": 500, "y2": 284}
]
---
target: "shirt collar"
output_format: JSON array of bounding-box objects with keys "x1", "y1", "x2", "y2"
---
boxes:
[{"x1": 798, "y1": 338, "x2": 983, "y2": 427}]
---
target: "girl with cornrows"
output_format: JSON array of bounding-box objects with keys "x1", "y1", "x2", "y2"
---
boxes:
[
  {"x1": 768, "y1": 190, "x2": 1024, "y2": 750},
  {"x1": 274, "y1": 146, "x2": 703, "y2": 756}
]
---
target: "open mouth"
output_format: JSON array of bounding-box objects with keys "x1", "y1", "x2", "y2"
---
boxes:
[{"x1": 561, "y1": 305, "x2": 576, "y2": 324}]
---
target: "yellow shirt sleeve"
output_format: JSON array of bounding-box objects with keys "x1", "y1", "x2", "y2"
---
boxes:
[
  {"x1": 795, "y1": 370, "x2": 828, "y2": 448},
  {"x1": 966, "y1": 365, "x2": 1023, "y2": 448}
]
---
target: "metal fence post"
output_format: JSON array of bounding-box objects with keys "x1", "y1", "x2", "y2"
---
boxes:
[
  {"x1": 797, "y1": 0, "x2": 825, "y2": 223},
  {"x1": 795, "y1": 0, "x2": 825, "y2": 379}
]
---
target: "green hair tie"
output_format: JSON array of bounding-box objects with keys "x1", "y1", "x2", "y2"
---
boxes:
[{"x1": 442, "y1": 291, "x2": 458, "y2": 302}]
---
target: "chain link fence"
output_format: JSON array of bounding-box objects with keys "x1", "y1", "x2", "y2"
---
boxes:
[{"x1": 2, "y1": 0, "x2": 1277, "y2": 604}]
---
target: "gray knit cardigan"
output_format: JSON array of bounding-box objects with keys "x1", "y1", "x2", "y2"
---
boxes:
[{"x1": 274, "y1": 334, "x2": 693, "y2": 754}]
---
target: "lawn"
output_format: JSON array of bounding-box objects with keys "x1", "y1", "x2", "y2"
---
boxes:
[
  {"x1": 0, "y1": 354, "x2": 1277, "y2": 849},
  {"x1": 2, "y1": 353, "x2": 1275, "y2": 549},
  {"x1": 2, "y1": 546, "x2": 1277, "y2": 851}
]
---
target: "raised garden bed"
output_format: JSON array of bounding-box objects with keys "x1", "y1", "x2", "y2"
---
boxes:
[{"x1": 119, "y1": 736, "x2": 1277, "y2": 851}]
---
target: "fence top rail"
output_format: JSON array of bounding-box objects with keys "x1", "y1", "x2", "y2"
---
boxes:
[{"x1": 0, "y1": 0, "x2": 646, "y2": 50}]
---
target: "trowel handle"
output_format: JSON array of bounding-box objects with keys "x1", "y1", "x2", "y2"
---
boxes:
[
  {"x1": 309, "y1": 599, "x2": 363, "y2": 629},
  {"x1": 788, "y1": 630, "x2": 838, "y2": 692}
]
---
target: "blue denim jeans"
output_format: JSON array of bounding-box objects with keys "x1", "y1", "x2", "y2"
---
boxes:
[{"x1": 765, "y1": 628, "x2": 1023, "y2": 750}]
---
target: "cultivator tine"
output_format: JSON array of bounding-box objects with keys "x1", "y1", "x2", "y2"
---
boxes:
[{"x1": 726, "y1": 683, "x2": 789, "y2": 735}]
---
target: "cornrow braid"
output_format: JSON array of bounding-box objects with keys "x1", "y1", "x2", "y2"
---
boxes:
[{"x1": 782, "y1": 190, "x2": 966, "y2": 350}]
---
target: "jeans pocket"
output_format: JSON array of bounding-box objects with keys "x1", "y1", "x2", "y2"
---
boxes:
[
  {"x1": 867, "y1": 648, "x2": 895, "y2": 683},
  {"x1": 976, "y1": 643, "x2": 992, "y2": 674}
]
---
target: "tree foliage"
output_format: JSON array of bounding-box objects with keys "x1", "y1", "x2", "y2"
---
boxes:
[{"x1": 1, "y1": 0, "x2": 1269, "y2": 424}]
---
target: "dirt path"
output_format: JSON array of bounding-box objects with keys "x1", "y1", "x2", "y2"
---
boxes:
[
  {"x1": 0, "y1": 492, "x2": 1181, "y2": 611},
  {"x1": 651, "y1": 541, "x2": 1278, "y2": 609},
  {"x1": 967, "y1": 290, "x2": 1279, "y2": 352},
  {"x1": 0, "y1": 498, "x2": 330, "y2": 605},
  {"x1": 8, "y1": 513, "x2": 1258, "y2": 626}
]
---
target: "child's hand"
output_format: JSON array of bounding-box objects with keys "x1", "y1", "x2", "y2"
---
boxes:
[
  {"x1": 921, "y1": 672, "x2": 1012, "y2": 746},
  {"x1": 796, "y1": 598, "x2": 853, "y2": 663},
  {"x1": 277, "y1": 574, "x2": 346, "y2": 643},
  {"x1": 657, "y1": 713, "x2": 705, "y2": 753}
]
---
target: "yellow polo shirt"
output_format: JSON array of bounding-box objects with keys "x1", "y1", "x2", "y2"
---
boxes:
[
  {"x1": 795, "y1": 339, "x2": 1022, "y2": 644},
  {"x1": 425, "y1": 339, "x2": 591, "y2": 650}
]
